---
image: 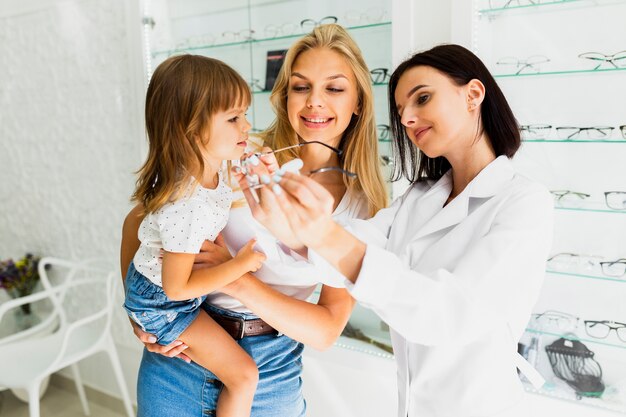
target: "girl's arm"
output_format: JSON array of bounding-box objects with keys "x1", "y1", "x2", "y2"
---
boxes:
[
  {"x1": 224, "y1": 274, "x2": 355, "y2": 350},
  {"x1": 161, "y1": 242, "x2": 264, "y2": 301},
  {"x1": 120, "y1": 204, "x2": 191, "y2": 360},
  {"x1": 120, "y1": 204, "x2": 144, "y2": 280}
]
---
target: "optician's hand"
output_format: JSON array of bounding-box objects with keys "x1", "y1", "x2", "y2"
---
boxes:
[
  {"x1": 128, "y1": 318, "x2": 191, "y2": 363},
  {"x1": 235, "y1": 150, "x2": 304, "y2": 250},
  {"x1": 265, "y1": 171, "x2": 337, "y2": 249}
]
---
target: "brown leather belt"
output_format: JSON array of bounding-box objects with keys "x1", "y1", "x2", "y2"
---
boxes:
[{"x1": 208, "y1": 311, "x2": 278, "y2": 340}]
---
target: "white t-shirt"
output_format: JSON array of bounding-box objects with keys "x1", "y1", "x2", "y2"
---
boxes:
[
  {"x1": 207, "y1": 188, "x2": 369, "y2": 312},
  {"x1": 133, "y1": 175, "x2": 232, "y2": 286}
]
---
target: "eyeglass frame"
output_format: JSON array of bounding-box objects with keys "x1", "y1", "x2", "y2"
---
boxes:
[
  {"x1": 584, "y1": 320, "x2": 626, "y2": 343},
  {"x1": 495, "y1": 55, "x2": 550, "y2": 75},
  {"x1": 300, "y1": 16, "x2": 338, "y2": 31},
  {"x1": 555, "y1": 126, "x2": 614, "y2": 140},
  {"x1": 604, "y1": 191, "x2": 626, "y2": 211},
  {"x1": 243, "y1": 140, "x2": 358, "y2": 190},
  {"x1": 377, "y1": 124, "x2": 390, "y2": 140},
  {"x1": 598, "y1": 258, "x2": 626, "y2": 277},
  {"x1": 620, "y1": 125, "x2": 626, "y2": 140},
  {"x1": 578, "y1": 50, "x2": 626, "y2": 70},
  {"x1": 530, "y1": 310, "x2": 580, "y2": 331},
  {"x1": 520, "y1": 124, "x2": 552, "y2": 139},
  {"x1": 370, "y1": 68, "x2": 390, "y2": 84},
  {"x1": 220, "y1": 29, "x2": 256, "y2": 43}
]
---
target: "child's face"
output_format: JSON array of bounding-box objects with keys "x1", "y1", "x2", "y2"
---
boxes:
[
  {"x1": 204, "y1": 105, "x2": 251, "y2": 163},
  {"x1": 287, "y1": 47, "x2": 360, "y2": 148}
]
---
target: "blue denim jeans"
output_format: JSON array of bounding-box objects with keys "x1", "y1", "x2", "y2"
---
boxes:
[
  {"x1": 137, "y1": 304, "x2": 307, "y2": 417},
  {"x1": 124, "y1": 262, "x2": 204, "y2": 345}
]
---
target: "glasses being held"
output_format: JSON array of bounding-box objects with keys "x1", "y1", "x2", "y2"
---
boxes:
[{"x1": 239, "y1": 140, "x2": 357, "y2": 190}]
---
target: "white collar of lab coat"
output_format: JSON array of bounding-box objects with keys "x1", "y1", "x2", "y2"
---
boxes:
[{"x1": 412, "y1": 155, "x2": 515, "y2": 240}]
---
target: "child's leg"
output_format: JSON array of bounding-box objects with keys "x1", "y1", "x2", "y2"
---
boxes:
[{"x1": 178, "y1": 310, "x2": 258, "y2": 417}]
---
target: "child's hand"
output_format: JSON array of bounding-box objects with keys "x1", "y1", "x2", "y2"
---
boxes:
[{"x1": 234, "y1": 238, "x2": 266, "y2": 272}]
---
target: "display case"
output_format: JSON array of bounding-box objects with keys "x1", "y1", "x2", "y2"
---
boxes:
[
  {"x1": 474, "y1": 0, "x2": 626, "y2": 413},
  {"x1": 140, "y1": 0, "x2": 394, "y2": 361}
]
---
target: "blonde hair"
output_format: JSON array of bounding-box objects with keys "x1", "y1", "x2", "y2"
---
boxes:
[
  {"x1": 132, "y1": 55, "x2": 251, "y2": 213},
  {"x1": 260, "y1": 24, "x2": 388, "y2": 216}
]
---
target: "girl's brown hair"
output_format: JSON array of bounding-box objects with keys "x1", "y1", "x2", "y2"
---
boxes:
[
  {"x1": 260, "y1": 24, "x2": 388, "y2": 216},
  {"x1": 132, "y1": 54, "x2": 251, "y2": 213}
]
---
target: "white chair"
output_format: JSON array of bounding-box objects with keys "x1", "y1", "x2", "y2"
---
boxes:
[{"x1": 0, "y1": 257, "x2": 134, "y2": 417}]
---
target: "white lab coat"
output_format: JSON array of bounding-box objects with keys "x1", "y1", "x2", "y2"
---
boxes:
[{"x1": 312, "y1": 156, "x2": 554, "y2": 417}]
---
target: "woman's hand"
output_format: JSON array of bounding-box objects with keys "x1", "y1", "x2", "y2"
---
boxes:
[
  {"x1": 235, "y1": 151, "x2": 304, "y2": 250},
  {"x1": 193, "y1": 234, "x2": 233, "y2": 270},
  {"x1": 267, "y1": 171, "x2": 337, "y2": 249},
  {"x1": 128, "y1": 318, "x2": 191, "y2": 363}
]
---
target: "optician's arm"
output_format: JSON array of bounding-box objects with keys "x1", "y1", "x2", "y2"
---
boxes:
[{"x1": 269, "y1": 174, "x2": 554, "y2": 346}]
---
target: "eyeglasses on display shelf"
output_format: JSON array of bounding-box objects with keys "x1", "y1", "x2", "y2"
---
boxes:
[
  {"x1": 604, "y1": 191, "x2": 626, "y2": 211},
  {"x1": 495, "y1": 55, "x2": 550, "y2": 75},
  {"x1": 546, "y1": 253, "x2": 626, "y2": 280},
  {"x1": 299, "y1": 16, "x2": 338, "y2": 32},
  {"x1": 370, "y1": 68, "x2": 390, "y2": 84},
  {"x1": 550, "y1": 190, "x2": 590, "y2": 208},
  {"x1": 263, "y1": 22, "x2": 299, "y2": 39},
  {"x1": 530, "y1": 310, "x2": 580, "y2": 333},
  {"x1": 248, "y1": 78, "x2": 265, "y2": 93},
  {"x1": 547, "y1": 252, "x2": 603, "y2": 273},
  {"x1": 377, "y1": 124, "x2": 390, "y2": 141},
  {"x1": 598, "y1": 259, "x2": 626, "y2": 278},
  {"x1": 555, "y1": 126, "x2": 614, "y2": 141},
  {"x1": 584, "y1": 321, "x2": 626, "y2": 343},
  {"x1": 578, "y1": 50, "x2": 626, "y2": 70},
  {"x1": 220, "y1": 29, "x2": 256, "y2": 44},
  {"x1": 550, "y1": 190, "x2": 626, "y2": 211},
  {"x1": 621, "y1": 125, "x2": 626, "y2": 139},
  {"x1": 343, "y1": 7, "x2": 387, "y2": 26},
  {"x1": 520, "y1": 124, "x2": 552, "y2": 140}
]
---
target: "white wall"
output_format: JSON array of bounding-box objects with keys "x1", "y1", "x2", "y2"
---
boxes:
[{"x1": 0, "y1": 0, "x2": 145, "y2": 402}]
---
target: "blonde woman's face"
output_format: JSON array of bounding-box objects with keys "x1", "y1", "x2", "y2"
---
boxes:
[{"x1": 287, "y1": 48, "x2": 359, "y2": 147}]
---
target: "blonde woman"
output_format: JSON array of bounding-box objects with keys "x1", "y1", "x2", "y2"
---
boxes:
[{"x1": 121, "y1": 24, "x2": 388, "y2": 416}]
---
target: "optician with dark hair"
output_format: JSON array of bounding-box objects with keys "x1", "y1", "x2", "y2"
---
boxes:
[{"x1": 238, "y1": 44, "x2": 555, "y2": 417}]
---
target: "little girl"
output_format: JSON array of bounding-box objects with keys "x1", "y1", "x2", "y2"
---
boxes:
[{"x1": 123, "y1": 54, "x2": 265, "y2": 417}]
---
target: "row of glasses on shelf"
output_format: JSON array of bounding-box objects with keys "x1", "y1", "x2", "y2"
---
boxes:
[
  {"x1": 520, "y1": 124, "x2": 626, "y2": 140},
  {"x1": 530, "y1": 310, "x2": 626, "y2": 344},
  {"x1": 487, "y1": 0, "x2": 608, "y2": 10},
  {"x1": 547, "y1": 252, "x2": 626, "y2": 278},
  {"x1": 495, "y1": 50, "x2": 626, "y2": 75},
  {"x1": 550, "y1": 190, "x2": 626, "y2": 210},
  {"x1": 172, "y1": 8, "x2": 388, "y2": 50}
]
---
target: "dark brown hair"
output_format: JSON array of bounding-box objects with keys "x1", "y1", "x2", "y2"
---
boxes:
[
  {"x1": 388, "y1": 44, "x2": 520, "y2": 183},
  {"x1": 132, "y1": 55, "x2": 250, "y2": 213}
]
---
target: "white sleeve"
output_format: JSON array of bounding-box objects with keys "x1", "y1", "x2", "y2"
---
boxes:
[
  {"x1": 347, "y1": 185, "x2": 554, "y2": 346},
  {"x1": 158, "y1": 199, "x2": 215, "y2": 254},
  {"x1": 305, "y1": 193, "x2": 407, "y2": 287}
]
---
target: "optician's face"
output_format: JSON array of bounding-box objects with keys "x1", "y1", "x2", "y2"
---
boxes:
[
  {"x1": 394, "y1": 66, "x2": 474, "y2": 159},
  {"x1": 287, "y1": 47, "x2": 360, "y2": 148}
]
